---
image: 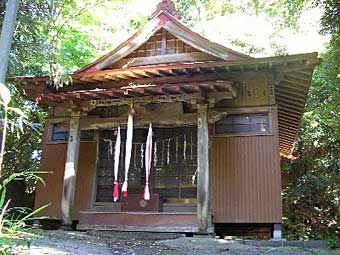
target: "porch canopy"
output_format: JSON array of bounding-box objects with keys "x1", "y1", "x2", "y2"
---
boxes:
[{"x1": 16, "y1": 52, "x2": 318, "y2": 156}]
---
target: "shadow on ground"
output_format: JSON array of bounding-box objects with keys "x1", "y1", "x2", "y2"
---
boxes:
[{"x1": 10, "y1": 230, "x2": 338, "y2": 255}]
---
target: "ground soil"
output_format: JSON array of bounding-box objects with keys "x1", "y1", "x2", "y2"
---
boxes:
[{"x1": 9, "y1": 230, "x2": 339, "y2": 255}]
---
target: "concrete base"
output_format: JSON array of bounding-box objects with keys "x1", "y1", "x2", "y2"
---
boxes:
[{"x1": 273, "y1": 223, "x2": 282, "y2": 240}]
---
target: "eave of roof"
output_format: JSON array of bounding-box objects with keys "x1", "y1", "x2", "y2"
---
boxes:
[
  {"x1": 12, "y1": 52, "x2": 319, "y2": 158},
  {"x1": 12, "y1": 52, "x2": 318, "y2": 85},
  {"x1": 75, "y1": 10, "x2": 250, "y2": 74}
]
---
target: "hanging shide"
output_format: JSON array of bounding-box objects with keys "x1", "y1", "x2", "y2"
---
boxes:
[
  {"x1": 121, "y1": 105, "x2": 135, "y2": 198},
  {"x1": 113, "y1": 127, "x2": 121, "y2": 202}
]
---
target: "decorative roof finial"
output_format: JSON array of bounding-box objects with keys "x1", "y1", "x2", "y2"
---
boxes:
[{"x1": 152, "y1": 0, "x2": 181, "y2": 19}]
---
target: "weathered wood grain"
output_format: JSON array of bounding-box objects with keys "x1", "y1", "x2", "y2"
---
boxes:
[
  {"x1": 61, "y1": 114, "x2": 81, "y2": 226},
  {"x1": 197, "y1": 104, "x2": 210, "y2": 232}
]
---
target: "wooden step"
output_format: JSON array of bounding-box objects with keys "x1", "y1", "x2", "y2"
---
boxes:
[{"x1": 77, "y1": 211, "x2": 212, "y2": 233}]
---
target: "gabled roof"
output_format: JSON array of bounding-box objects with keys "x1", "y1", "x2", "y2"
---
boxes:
[
  {"x1": 76, "y1": 10, "x2": 250, "y2": 73},
  {"x1": 11, "y1": 1, "x2": 320, "y2": 158}
]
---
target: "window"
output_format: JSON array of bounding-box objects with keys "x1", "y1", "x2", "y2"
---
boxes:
[
  {"x1": 95, "y1": 127, "x2": 197, "y2": 203},
  {"x1": 51, "y1": 124, "x2": 69, "y2": 141},
  {"x1": 50, "y1": 124, "x2": 95, "y2": 142},
  {"x1": 215, "y1": 113, "x2": 270, "y2": 135}
]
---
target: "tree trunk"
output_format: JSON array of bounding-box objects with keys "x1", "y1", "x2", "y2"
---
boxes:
[{"x1": 0, "y1": 0, "x2": 20, "y2": 83}]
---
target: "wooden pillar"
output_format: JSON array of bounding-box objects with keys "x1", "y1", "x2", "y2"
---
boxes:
[
  {"x1": 61, "y1": 114, "x2": 81, "y2": 226},
  {"x1": 197, "y1": 104, "x2": 209, "y2": 232}
]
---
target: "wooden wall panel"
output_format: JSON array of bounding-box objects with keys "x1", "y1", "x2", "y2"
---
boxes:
[
  {"x1": 34, "y1": 125, "x2": 96, "y2": 220},
  {"x1": 211, "y1": 110, "x2": 282, "y2": 223},
  {"x1": 73, "y1": 141, "x2": 97, "y2": 219},
  {"x1": 216, "y1": 72, "x2": 275, "y2": 108}
]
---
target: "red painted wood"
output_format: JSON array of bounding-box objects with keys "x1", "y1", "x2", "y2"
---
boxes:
[
  {"x1": 121, "y1": 194, "x2": 160, "y2": 212},
  {"x1": 78, "y1": 212, "x2": 198, "y2": 227}
]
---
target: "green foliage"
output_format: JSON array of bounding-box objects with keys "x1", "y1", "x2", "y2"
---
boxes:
[
  {"x1": 318, "y1": 0, "x2": 340, "y2": 35},
  {"x1": 282, "y1": 7, "x2": 340, "y2": 241},
  {"x1": 283, "y1": 171, "x2": 340, "y2": 240},
  {"x1": 0, "y1": 83, "x2": 48, "y2": 254},
  {"x1": 327, "y1": 236, "x2": 340, "y2": 249},
  {"x1": 0, "y1": 84, "x2": 46, "y2": 181},
  {"x1": 174, "y1": 0, "x2": 312, "y2": 29}
]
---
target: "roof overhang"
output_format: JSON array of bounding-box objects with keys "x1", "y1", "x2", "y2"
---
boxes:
[{"x1": 12, "y1": 53, "x2": 320, "y2": 157}]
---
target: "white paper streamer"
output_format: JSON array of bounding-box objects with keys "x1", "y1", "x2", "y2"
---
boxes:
[
  {"x1": 122, "y1": 112, "x2": 133, "y2": 197},
  {"x1": 144, "y1": 124, "x2": 153, "y2": 201},
  {"x1": 113, "y1": 127, "x2": 121, "y2": 202},
  {"x1": 183, "y1": 134, "x2": 187, "y2": 161},
  {"x1": 167, "y1": 139, "x2": 170, "y2": 164},
  {"x1": 153, "y1": 141, "x2": 157, "y2": 167}
]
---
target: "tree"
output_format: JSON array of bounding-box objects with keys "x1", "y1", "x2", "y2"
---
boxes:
[
  {"x1": 0, "y1": 0, "x2": 20, "y2": 177},
  {"x1": 0, "y1": 0, "x2": 19, "y2": 83},
  {"x1": 282, "y1": 0, "x2": 340, "y2": 244}
]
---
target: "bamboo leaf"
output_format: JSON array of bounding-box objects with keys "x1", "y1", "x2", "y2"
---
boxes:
[
  {"x1": 17, "y1": 204, "x2": 50, "y2": 223},
  {"x1": 0, "y1": 188, "x2": 6, "y2": 208},
  {"x1": 0, "y1": 83, "x2": 11, "y2": 106},
  {"x1": 7, "y1": 107, "x2": 28, "y2": 119}
]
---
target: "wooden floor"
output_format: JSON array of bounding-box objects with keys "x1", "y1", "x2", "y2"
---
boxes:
[{"x1": 77, "y1": 211, "x2": 213, "y2": 233}]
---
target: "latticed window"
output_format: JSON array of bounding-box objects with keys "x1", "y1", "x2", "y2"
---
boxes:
[
  {"x1": 50, "y1": 124, "x2": 95, "y2": 141},
  {"x1": 96, "y1": 127, "x2": 197, "y2": 203},
  {"x1": 51, "y1": 124, "x2": 69, "y2": 141},
  {"x1": 215, "y1": 113, "x2": 270, "y2": 135},
  {"x1": 126, "y1": 29, "x2": 199, "y2": 58}
]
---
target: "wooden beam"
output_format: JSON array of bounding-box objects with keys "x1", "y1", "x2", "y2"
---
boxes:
[
  {"x1": 207, "y1": 92, "x2": 233, "y2": 107},
  {"x1": 278, "y1": 122, "x2": 299, "y2": 130},
  {"x1": 168, "y1": 69, "x2": 178, "y2": 76},
  {"x1": 279, "y1": 142, "x2": 294, "y2": 148},
  {"x1": 279, "y1": 137, "x2": 296, "y2": 144},
  {"x1": 279, "y1": 128, "x2": 298, "y2": 137},
  {"x1": 197, "y1": 104, "x2": 209, "y2": 233},
  {"x1": 111, "y1": 52, "x2": 219, "y2": 68},
  {"x1": 79, "y1": 77, "x2": 96, "y2": 83},
  {"x1": 279, "y1": 141, "x2": 295, "y2": 148},
  {"x1": 82, "y1": 102, "x2": 192, "y2": 128},
  {"x1": 276, "y1": 97, "x2": 305, "y2": 108},
  {"x1": 62, "y1": 72, "x2": 233, "y2": 91},
  {"x1": 281, "y1": 77, "x2": 308, "y2": 87},
  {"x1": 162, "y1": 85, "x2": 183, "y2": 94},
  {"x1": 278, "y1": 103, "x2": 304, "y2": 113},
  {"x1": 279, "y1": 127, "x2": 298, "y2": 136},
  {"x1": 278, "y1": 124, "x2": 299, "y2": 132},
  {"x1": 284, "y1": 72, "x2": 310, "y2": 82},
  {"x1": 278, "y1": 113, "x2": 301, "y2": 123},
  {"x1": 103, "y1": 75, "x2": 120, "y2": 81},
  {"x1": 278, "y1": 117, "x2": 300, "y2": 126},
  {"x1": 276, "y1": 85, "x2": 307, "y2": 97},
  {"x1": 277, "y1": 106, "x2": 302, "y2": 116},
  {"x1": 276, "y1": 92, "x2": 306, "y2": 103},
  {"x1": 277, "y1": 109, "x2": 301, "y2": 119},
  {"x1": 61, "y1": 114, "x2": 81, "y2": 226},
  {"x1": 161, "y1": 29, "x2": 167, "y2": 55},
  {"x1": 128, "y1": 71, "x2": 145, "y2": 79},
  {"x1": 79, "y1": 110, "x2": 225, "y2": 130},
  {"x1": 278, "y1": 120, "x2": 300, "y2": 129},
  {"x1": 86, "y1": 93, "x2": 201, "y2": 108}
]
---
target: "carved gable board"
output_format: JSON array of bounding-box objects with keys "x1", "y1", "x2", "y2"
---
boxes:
[
  {"x1": 77, "y1": 11, "x2": 250, "y2": 73},
  {"x1": 108, "y1": 29, "x2": 221, "y2": 69}
]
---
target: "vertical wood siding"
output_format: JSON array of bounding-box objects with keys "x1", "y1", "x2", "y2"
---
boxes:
[
  {"x1": 211, "y1": 110, "x2": 282, "y2": 223},
  {"x1": 34, "y1": 126, "x2": 96, "y2": 220}
]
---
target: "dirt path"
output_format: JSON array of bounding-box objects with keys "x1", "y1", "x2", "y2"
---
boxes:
[
  {"x1": 11, "y1": 230, "x2": 338, "y2": 255},
  {"x1": 12, "y1": 230, "x2": 111, "y2": 255}
]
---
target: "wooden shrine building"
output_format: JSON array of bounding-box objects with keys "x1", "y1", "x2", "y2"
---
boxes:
[{"x1": 15, "y1": 0, "x2": 319, "y2": 235}]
